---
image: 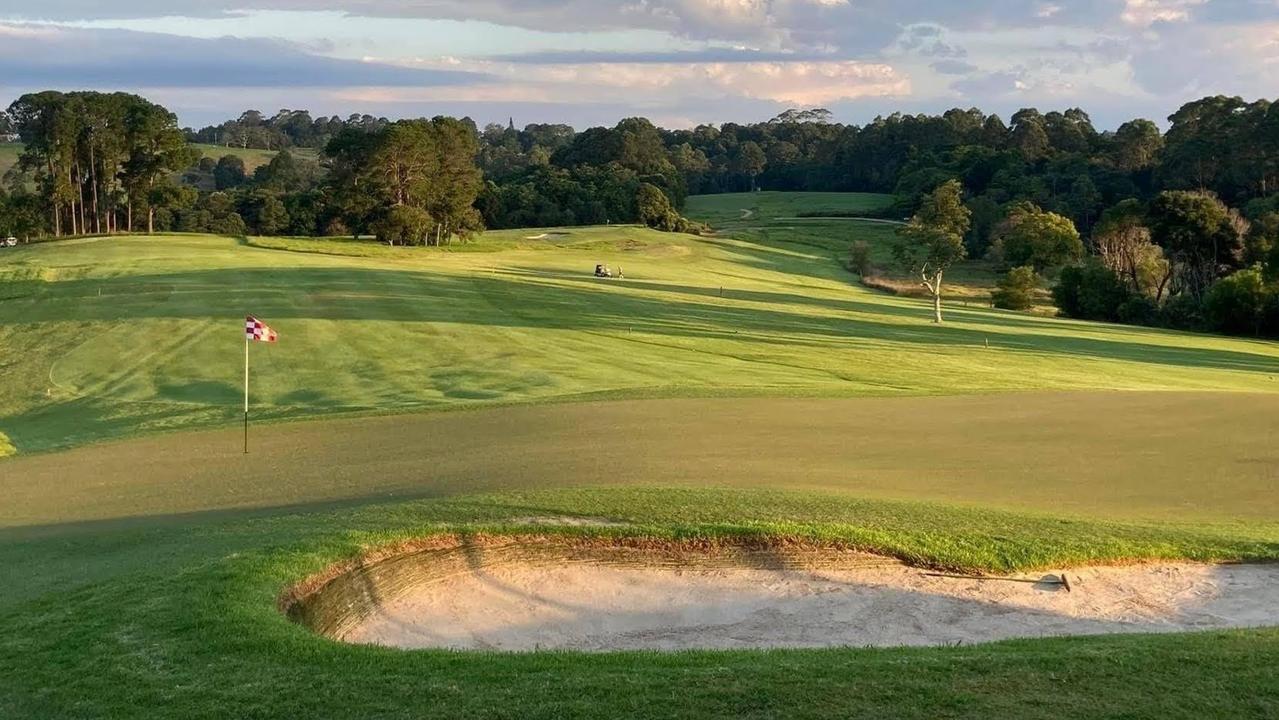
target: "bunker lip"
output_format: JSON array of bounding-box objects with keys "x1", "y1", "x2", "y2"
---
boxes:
[
  {"x1": 282, "y1": 535, "x2": 1279, "y2": 652},
  {"x1": 278, "y1": 533, "x2": 864, "y2": 613}
]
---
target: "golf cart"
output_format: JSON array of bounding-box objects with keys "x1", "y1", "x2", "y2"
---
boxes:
[
  {"x1": 594, "y1": 263, "x2": 622, "y2": 278},
  {"x1": 2, "y1": 237, "x2": 16, "y2": 248}
]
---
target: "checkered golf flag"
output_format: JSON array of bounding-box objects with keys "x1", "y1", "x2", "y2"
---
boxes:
[{"x1": 245, "y1": 316, "x2": 278, "y2": 343}]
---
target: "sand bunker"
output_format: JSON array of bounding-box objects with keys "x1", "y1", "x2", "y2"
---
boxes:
[{"x1": 288, "y1": 540, "x2": 1279, "y2": 652}]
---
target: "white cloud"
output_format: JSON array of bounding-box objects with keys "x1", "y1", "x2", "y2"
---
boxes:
[
  {"x1": 1120, "y1": 0, "x2": 1208, "y2": 27},
  {"x1": 366, "y1": 56, "x2": 909, "y2": 107}
]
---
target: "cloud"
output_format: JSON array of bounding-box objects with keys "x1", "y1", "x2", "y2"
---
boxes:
[
  {"x1": 930, "y1": 59, "x2": 978, "y2": 75},
  {"x1": 2, "y1": 1, "x2": 1276, "y2": 130},
  {"x1": 1120, "y1": 0, "x2": 1207, "y2": 27},
  {"x1": 375, "y1": 56, "x2": 911, "y2": 106},
  {"x1": 0, "y1": 23, "x2": 483, "y2": 88},
  {"x1": 1128, "y1": 17, "x2": 1279, "y2": 97}
]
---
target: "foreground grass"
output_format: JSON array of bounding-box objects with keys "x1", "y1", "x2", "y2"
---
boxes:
[{"x1": 0, "y1": 487, "x2": 1276, "y2": 719}]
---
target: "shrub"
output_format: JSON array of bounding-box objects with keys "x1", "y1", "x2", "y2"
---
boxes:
[
  {"x1": 1053, "y1": 259, "x2": 1131, "y2": 321},
  {"x1": 1160, "y1": 293, "x2": 1205, "y2": 331},
  {"x1": 1203, "y1": 267, "x2": 1272, "y2": 336},
  {"x1": 1117, "y1": 295, "x2": 1160, "y2": 326},
  {"x1": 323, "y1": 218, "x2": 351, "y2": 238},
  {"x1": 1264, "y1": 292, "x2": 1279, "y2": 337},
  {"x1": 848, "y1": 240, "x2": 873, "y2": 276},
  {"x1": 636, "y1": 183, "x2": 680, "y2": 231},
  {"x1": 373, "y1": 205, "x2": 432, "y2": 246},
  {"x1": 992, "y1": 265, "x2": 1038, "y2": 311}
]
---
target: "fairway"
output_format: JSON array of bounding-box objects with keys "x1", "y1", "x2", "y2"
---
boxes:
[{"x1": 3, "y1": 222, "x2": 1278, "y2": 456}]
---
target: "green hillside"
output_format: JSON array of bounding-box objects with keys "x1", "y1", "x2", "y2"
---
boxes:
[
  {"x1": 0, "y1": 142, "x2": 22, "y2": 179},
  {"x1": 191, "y1": 143, "x2": 320, "y2": 171},
  {"x1": 3, "y1": 217, "x2": 1277, "y2": 456}
]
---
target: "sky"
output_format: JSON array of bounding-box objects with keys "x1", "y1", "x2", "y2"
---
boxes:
[{"x1": 0, "y1": 0, "x2": 1276, "y2": 130}]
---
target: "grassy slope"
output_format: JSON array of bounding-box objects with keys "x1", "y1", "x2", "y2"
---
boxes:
[
  {"x1": 3, "y1": 193, "x2": 1279, "y2": 718},
  {"x1": 3, "y1": 222, "x2": 1278, "y2": 455},
  {"x1": 0, "y1": 143, "x2": 20, "y2": 179},
  {"x1": 687, "y1": 191, "x2": 1024, "y2": 303},
  {"x1": 191, "y1": 143, "x2": 320, "y2": 171}
]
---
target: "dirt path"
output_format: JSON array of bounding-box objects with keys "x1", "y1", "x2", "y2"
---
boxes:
[{"x1": 339, "y1": 551, "x2": 1279, "y2": 651}]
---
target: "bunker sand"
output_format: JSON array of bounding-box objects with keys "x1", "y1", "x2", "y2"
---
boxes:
[{"x1": 298, "y1": 542, "x2": 1279, "y2": 652}]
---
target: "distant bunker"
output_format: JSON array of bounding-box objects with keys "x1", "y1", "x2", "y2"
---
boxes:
[{"x1": 284, "y1": 536, "x2": 1279, "y2": 652}]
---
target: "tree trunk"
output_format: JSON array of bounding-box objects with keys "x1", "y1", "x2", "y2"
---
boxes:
[
  {"x1": 148, "y1": 207, "x2": 154, "y2": 234},
  {"x1": 932, "y1": 271, "x2": 944, "y2": 323},
  {"x1": 48, "y1": 157, "x2": 61, "y2": 236},
  {"x1": 89, "y1": 145, "x2": 100, "y2": 234},
  {"x1": 127, "y1": 202, "x2": 133, "y2": 233},
  {"x1": 68, "y1": 165, "x2": 78, "y2": 236},
  {"x1": 76, "y1": 162, "x2": 87, "y2": 236}
]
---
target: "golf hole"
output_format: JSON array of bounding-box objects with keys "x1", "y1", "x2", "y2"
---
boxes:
[{"x1": 284, "y1": 536, "x2": 1279, "y2": 652}]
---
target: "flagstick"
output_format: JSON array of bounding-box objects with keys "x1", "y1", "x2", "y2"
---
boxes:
[{"x1": 243, "y1": 336, "x2": 250, "y2": 454}]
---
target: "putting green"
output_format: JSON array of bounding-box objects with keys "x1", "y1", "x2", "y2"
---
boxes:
[{"x1": 3, "y1": 392, "x2": 1276, "y2": 529}]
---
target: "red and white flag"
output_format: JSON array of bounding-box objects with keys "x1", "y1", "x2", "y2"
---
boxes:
[{"x1": 245, "y1": 316, "x2": 278, "y2": 343}]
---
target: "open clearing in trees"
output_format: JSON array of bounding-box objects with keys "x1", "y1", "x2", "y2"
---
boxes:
[{"x1": 1, "y1": 192, "x2": 1278, "y2": 718}]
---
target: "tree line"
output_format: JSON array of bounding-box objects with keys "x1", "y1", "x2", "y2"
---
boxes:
[
  {"x1": 185, "y1": 109, "x2": 389, "y2": 151},
  {"x1": 3, "y1": 91, "x2": 194, "y2": 238}
]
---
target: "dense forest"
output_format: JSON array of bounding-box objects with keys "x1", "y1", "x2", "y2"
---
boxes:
[{"x1": 2, "y1": 91, "x2": 1278, "y2": 337}]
